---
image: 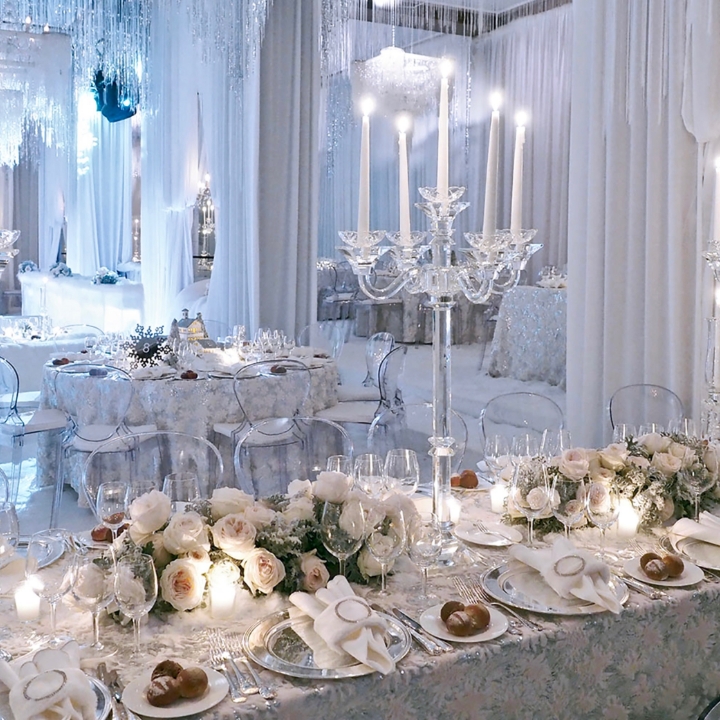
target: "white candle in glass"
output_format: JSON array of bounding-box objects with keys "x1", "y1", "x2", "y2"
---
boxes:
[
  {"x1": 436, "y1": 59, "x2": 452, "y2": 200},
  {"x1": 714, "y1": 157, "x2": 720, "y2": 244},
  {"x1": 397, "y1": 114, "x2": 411, "y2": 242},
  {"x1": 15, "y1": 581, "x2": 41, "y2": 621},
  {"x1": 490, "y1": 484, "x2": 509, "y2": 513},
  {"x1": 210, "y1": 582, "x2": 236, "y2": 619},
  {"x1": 483, "y1": 92, "x2": 502, "y2": 238},
  {"x1": 358, "y1": 97, "x2": 374, "y2": 238},
  {"x1": 510, "y1": 111, "x2": 527, "y2": 235},
  {"x1": 616, "y1": 497, "x2": 639, "y2": 538}
]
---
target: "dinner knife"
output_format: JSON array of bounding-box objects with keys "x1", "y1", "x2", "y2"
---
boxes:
[{"x1": 391, "y1": 608, "x2": 453, "y2": 653}]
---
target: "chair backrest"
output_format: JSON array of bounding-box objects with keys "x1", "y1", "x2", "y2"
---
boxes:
[
  {"x1": 0, "y1": 357, "x2": 20, "y2": 424},
  {"x1": 234, "y1": 416, "x2": 353, "y2": 498},
  {"x1": 364, "y1": 332, "x2": 395, "y2": 388},
  {"x1": 479, "y1": 392, "x2": 564, "y2": 447},
  {"x1": 54, "y1": 363, "x2": 134, "y2": 443},
  {"x1": 378, "y1": 344, "x2": 407, "y2": 411},
  {"x1": 82, "y1": 430, "x2": 224, "y2": 519},
  {"x1": 609, "y1": 384, "x2": 684, "y2": 430},
  {"x1": 233, "y1": 359, "x2": 312, "y2": 428},
  {"x1": 296, "y1": 321, "x2": 347, "y2": 360},
  {"x1": 367, "y1": 402, "x2": 469, "y2": 483},
  {"x1": 52, "y1": 324, "x2": 104, "y2": 353}
]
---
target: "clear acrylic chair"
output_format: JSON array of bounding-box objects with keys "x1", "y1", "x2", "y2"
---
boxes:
[
  {"x1": 337, "y1": 331, "x2": 395, "y2": 403},
  {"x1": 479, "y1": 392, "x2": 564, "y2": 449},
  {"x1": 608, "y1": 384, "x2": 684, "y2": 431},
  {"x1": 82, "y1": 431, "x2": 224, "y2": 518},
  {"x1": 52, "y1": 324, "x2": 104, "y2": 353},
  {"x1": 234, "y1": 416, "x2": 352, "y2": 498},
  {"x1": 296, "y1": 320, "x2": 348, "y2": 361}
]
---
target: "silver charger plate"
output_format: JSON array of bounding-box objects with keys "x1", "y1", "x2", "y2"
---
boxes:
[
  {"x1": 243, "y1": 609, "x2": 411, "y2": 679},
  {"x1": 91, "y1": 677, "x2": 112, "y2": 720},
  {"x1": 483, "y1": 563, "x2": 629, "y2": 616}
]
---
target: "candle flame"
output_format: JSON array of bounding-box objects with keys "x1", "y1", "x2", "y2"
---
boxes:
[
  {"x1": 440, "y1": 58, "x2": 453, "y2": 79},
  {"x1": 360, "y1": 96, "x2": 375, "y2": 117},
  {"x1": 396, "y1": 114, "x2": 411, "y2": 134},
  {"x1": 204, "y1": 173, "x2": 211, "y2": 184},
  {"x1": 490, "y1": 92, "x2": 502, "y2": 112},
  {"x1": 515, "y1": 111, "x2": 528, "y2": 127},
  {"x1": 43, "y1": 23, "x2": 49, "y2": 32},
  {"x1": 24, "y1": 15, "x2": 31, "y2": 24}
]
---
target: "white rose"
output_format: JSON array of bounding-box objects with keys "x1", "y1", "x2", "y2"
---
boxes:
[
  {"x1": 598, "y1": 444, "x2": 628, "y2": 471},
  {"x1": 338, "y1": 498, "x2": 367, "y2": 540},
  {"x1": 185, "y1": 547, "x2": 212, "y2": 574},
  {"x1": 382, "y1": 493, "x2": 419, "y2": 526},
  {"x1": 638, "y1": 432, "x2": 671, "y2": 455},
  {"x1": 75, "y1": 563, "x2": 106, "y2": 600},
  {"x1": 526, "y1": 486, "x2": 551, "y2": 511},
  {"x1": 629, "y1": 455, "x2": 650, "y2": 470},
  {"x1": 211, "y1": 514, "x2": 257, "y2": 560},
  {"x1": 312, "y1": 471, "x2": 352, "y2": 504},
  {"x1": 144, "y1": 533, "x2": 173, "y2": 569},
  {"x1": 651, "y1": 452, "x2": 682, "y2": 477},
  {"x1": 590, "y1": 467, "x2": 616, "y2": 484},
  {"x1": 557, "y1": 449, "x2": 589, "y2": 481},
  {"x1": 162, "y1": 512, "x2": 210, "y2": 555},
  {"x1": 704, "y1": 444, "x2": 720, "y2": 475},
  {"x1": 129, "y1": 490, "x2": 172, "y2": 536},
  {"x1": 357, "y1": 546, "x2": 392, "y2": 578},
  {"x1": 243, "y1": 504, "x2": 277, "y2": 529},
  {"x1": 210, "y1": 487, "x2": 254, "y2": 521},
  {"x1": 499, "y1": 463, "x2": 515, "y2": 483},
  {"x1": 587, "y1": 482, "x2": 611, "y2": 513},
  {"x1": 116, "y1": 564, "x2": 149, "y2": 607},
  {"x1": 287, "y1": 479, "x2": 313, "y2": 498},
  {"x1": 667, "y1": 442, "x2": 697, "y2": 469},
  {"x1": 159, "y1": 558, "x2": 206, "y2": 611},
  {"x1": 299, "y1": 551, "x2": 330, "y2": 593},
  {"x1": 242, "y1": 548, "x2": 285, "y2": 595},
  {"x1": 282, "y1": 496, "x2": 315, "y2": 524}
]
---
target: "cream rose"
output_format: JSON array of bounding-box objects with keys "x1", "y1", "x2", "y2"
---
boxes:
[
  {"x1": 312, "y1": 471, "x2": 352, "y2": 504},
  {"x1": 299, "y1": 551, "x2": 330, "y2": 593},
  {"x1": 557, "y1": 449, "x2": 589, "y2": 481},
  {"x1": 186, "y1": 547, "x2": 212, "y2": 574},
  {"x1": 242, "y1": 548, "x2": 285, "y2": 595},
  {"x1": 629, "y1": 455, "x2": 650, "y2": 470},
  {"x1": 667, "y1": 442, "x2": 697, "y2": 469},
  {"x1": 587, "y1": 482, "x2": 611, "y2": 513},
  {"x1": 357, "y1": 546, "x2": 390, "y2": 578},
  {"x1": 116, "y1": 563, "x2": 151, "y2": 607},
  {"x1": 282, "y1": 496, "x2": 315, "y2": 524},
  {"x1": 162, "y1": 511, "x2": 209, "y2": 555},
  {"x1": 129, "y1": 490, "x2": 172, "y2": 536},
  {"x1": 651, "y1": 452, "x2": 682, "y2": 477},
  {"x1": 638, "y1": 432, "x2": 671, "y2": 455},
  {"x1": 526, "y1": 487, "x2": 551, "y2": 512},
  {"x1": 209, "y1": 487, "x2": 254, "y2": 521},
  {"x1": 211, "y1": 513, "x2": 257, "y2": 560},
  {"x1": 704, "y1": 444, "x2": 720, "y2": 475},
  {"x1": 338, "y1": 497, "x2": 367, "y2": 540},
  {"x1": 598, "y1": 444, "x2": 629, "y2": 472},
  {"x1": 382, "y1": 492, "x2": 419, "y2": 526},
  {"x1": 287, "y1": 479, "x2": 313, "y2": 498},
  {"x1": 142, "y1": 532, "x2": 173, "y2": 570},
  {"x1": 160, "y1": 558, "x2": 206, "y2": 611},
  {"x1": 243, "y1": 504, "x2": 277, "y2": 529},
  {"x1": 590, "y1": 467, "x2": 616, "y2": 484}
]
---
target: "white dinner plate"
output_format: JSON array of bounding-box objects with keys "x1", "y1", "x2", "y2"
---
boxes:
[
  {"x1": 75, "y1": 530, "x2": 114, "y2": 550},
  {"x1": 122, "y1": 666, "x2": 227, "y2": 718},
  {"x1": 623, "y1": 557, "x2": 704, "y2": 587},
  {"x1": 454, "y1": 521, "x2": 522, "y2": 547},
  {"x1": 670, "y1": 535, "x2": 720, "y2": 571},
  {"x1": 418, "y1": 604, "x2": 508, "y2": 643}
]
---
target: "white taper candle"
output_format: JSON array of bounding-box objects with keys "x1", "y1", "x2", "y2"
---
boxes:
[
  {"x1": 483, "y1": 92, "x2": 502, "y2": 238},
  {"x1": 436, "y1": 60, "x2": 452, "y2": 200},
  {"x1": 510, "y1": 111, "x2": 527, "y2": 234},
  {"x1": 358, "y1": 97, "x2": 374, "y2": 238},
  {"x1": 398, "y1": 115, "x2": 411, "y2": 241}
]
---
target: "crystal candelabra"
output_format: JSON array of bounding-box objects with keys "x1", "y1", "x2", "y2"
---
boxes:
[
  {"x1": 340, "y1": 186, "x2": 541, "y2": 560},
  {"x1": 0, "y1": 230, "x2": 20, "y2": 280}
]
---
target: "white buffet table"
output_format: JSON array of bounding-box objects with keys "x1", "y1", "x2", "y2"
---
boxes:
[{"x1": 19, "y1": 272, "x2": 144, "y2": 333}]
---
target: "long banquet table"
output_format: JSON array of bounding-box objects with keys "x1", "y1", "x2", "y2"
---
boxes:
[{"x1": 1, "y1": 494, "x2": 718, "y2": 719}]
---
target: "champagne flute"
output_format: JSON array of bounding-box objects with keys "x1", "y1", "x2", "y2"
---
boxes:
[
  {"x1": 114, "y1": 554, "x2": 158, "y2": 656},
  {"x1": 407, "y1": 512, "x2": 442, "y2": 600},
  {"x1": 25, "y1": 529, "x2": 76, "y2": 645},
  {"x1": 96, "y1": 481, "x2": 129, "y2": 539},
  {"x1": 585, "y1": 482, "x2": 620, "y2": 561},
  {"x1": 509, "y1": 458, "x2": 550, "y2": 547},
  {"x1": 551, "y1": 476, "x2": 586, "y2": 539},
  {"x1": 319, "y1": 499, "x2": 365, "y2": 577},
  {"x1": 326, "y1": 455, "x2": 353, "y2": 476},
  {"x1": 366, "y1": 509, "x2": 406, "y2": 595},
  {"x1": 354, "y1": 453, "x2": 385, "y2": 499},
  {"x1": 383, "y1": 448, "x2": 420, "y2": 496},
  {"x1": 0, "y1": 502, "x2": 19, "y2": 569},
  {"x1": 71, "y1": 547, "x2": 116, "y2": 652}
]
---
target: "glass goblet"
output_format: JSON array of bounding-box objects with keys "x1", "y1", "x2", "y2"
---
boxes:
[
  {"x1": 542, "y1": 429, "x2": 573, "y2": 458},
  {"x1": 319, "y1": 499, "x2": 365, "y2": 578},
  {"x1": 366, "y1": 510, "x2": 406, "y2": 596},
  {"x1": 551, "y1": 476, "x2": 586, "y2": 539},
  {"x1": 585, "y1": 482, "x2": 620, "y2": 561},
  {"x1": 353, "y1": 453, "x2": 386, "y2": 499},
  {"x1": 612, "y1": 424, "x2": 636, "y2": 443},
  {"x1": 162, "y1": 472, "x2": 200, "y2": 513},
  {"x1": 0, "y1": 501, "x2": 19, "y2": 569},
  {"x1": 483, "y1": 434, "x2": 510, "y2": 482},
  {"x1": 71, "y1": 547, "x2": 116, "y2": 652},
  {"x1": 96, "y1": 481, "x2": 129, "y2": 539},
  {"x1": 511, "y1": 434, "x2": 541, "y2": 466},
  {"x1": 679, "y1": 466, "x2": 716, "y2": 522},
  {"x1": 407, "y1": 512, "x2": 442, "y2": 600},
  {"x1": 509, "y1": 458, "x2": 550, "y2": 547},
  {"x1": 326, "y1": 455, "x2": 353, "y2": 476},
  {"x1": 114, "y1": 554, "x2": 158, "y2": 656},
  {"x1": 383, "y1": 448, "x2": 420, "y2": 497}
]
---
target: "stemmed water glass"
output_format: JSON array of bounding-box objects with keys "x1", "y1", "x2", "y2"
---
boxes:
[
  {"x1": 25, "y1": 529, "x2": 76, "y2": 645},
  {"x1": 383, "y1": 449, "x2": 420, "y2": 496},
  {"x1": 162, "y1": 472, "x2": 200, "y2": 513},
  {"x1": 509, "y1": 458, "x2": 550, "y2": 547},
  {"x1": 96, "y1": 481, "x2": 129, "y2": 539},
  {"x1": 551, "y1": 476, "x2": 586, "y2": 539},
  {"x1": 483, "y1": 434, "x2": 510, "y2": 482},
  {"x1": 511, "y1": 434, "x2": 541, "y2": 466},
  {"x1": 320, "y1": 500, "x2": 365, "y2": 577},
  {"x1": 366, "y1": 509, "x2": 406, "y2": 596},
  {"x1": 0, "y1": 502, "x2": 19, "y2": 569},
  {"x1": 326, "y1": 455, "x2": 353, "y2": 476},
  {"x1": 407, "y1": 512, "x2": 442, "y2": 600},
  {"x1": 679, "y1": 465, "x2": 716, "y2": 522},
  {"x1": 542, "y1": 429, "x2": 573, "y2": 458},
  {"x1": 612, "y1": 424, "x2": 637, "y2": 443},
  {"x1": 114, "y1": 554, "x2": 158, "y2": 656},
  {"x1": 354, "y1": 453, "x2": 386, "y2": 499},
  {"x1": 585, "y1": 482, "x2": 620, "y2": 561},
  {"x1": 71, "y1": 547, "x2": 116, "y2": 652}
]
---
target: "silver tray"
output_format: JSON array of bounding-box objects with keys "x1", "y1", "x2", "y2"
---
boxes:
[
  {"x1": 243, "y1": 609, "x2": 411, "y2": 679},
  {"x1": 483, "y1": 563, "x2": 629, "y2": 616}
]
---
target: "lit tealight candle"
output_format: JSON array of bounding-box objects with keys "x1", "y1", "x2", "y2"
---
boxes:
[
  {"x1": 490, "y1": 484, "x2": 509, "y2": 514},
  {"x1": 15, "y1": 581, "x2": 41, "y2": 621},
  {"x1": 616, "y1": 497, "x2": 639, "y2": 538},
  {"x1": 209, "y1": 581, "x2": 236, "y2": 619}
]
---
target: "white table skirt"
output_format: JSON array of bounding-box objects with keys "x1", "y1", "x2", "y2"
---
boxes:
[{"x1": 0, "y1": 337, "x2": 85, "y2": 392}]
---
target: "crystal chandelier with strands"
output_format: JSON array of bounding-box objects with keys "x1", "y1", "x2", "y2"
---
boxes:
[{"x1": 340, "y1": 60, "x2": 541, "y2": 562}]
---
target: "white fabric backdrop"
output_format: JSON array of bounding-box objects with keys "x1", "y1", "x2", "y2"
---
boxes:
[{"x1": 567, "y1": 0, "x2": 705, "y2": 447}]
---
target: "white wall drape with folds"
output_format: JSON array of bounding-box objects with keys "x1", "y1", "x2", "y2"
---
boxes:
[{"x1": 567, "y1": 0, "x2": 704, "y2": 447}]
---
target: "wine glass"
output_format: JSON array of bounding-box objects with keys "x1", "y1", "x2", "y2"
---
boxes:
[
  {"x1": 354, "y1": 453, "x2": 386, "y2": 499},
  {"x1": 326, "y1": 455, "x2": 353, "y2": 476},
  {"x1": 366, "y1": 509, "x2": 406, "y2": 595},
  {"x1": 612, "y1": 424, "x2": 637, "y2": 443},
  {"x1": 669, "y1": 418, "x2": 697, "y2": 439},
  {"x1": 509, "y1": 458, "x2": 550, "y2": 547},
  {"x1": 0, "y1": 502, "x2": 19, "y2": 569},
  {"x1": 96, "y1": 481, "x2": 129, "y2": 539},
  {"x1": 551, "y1": 476, "x2": 586, "y2": 539},
  {"x1": 383, "y1": 449, "x2": 420, "y2": 496},
  {"x1": 71, "y1": 547, "x2": 116, "y2": 652},
  {"x1": 679, "y1": 465, "x2": 716, "y2": 521},
  {"x1": 585, "y1": 482, "x2": 620, "y2": 561},
  {"x1": 162, "y1": 472, "x2": 200, "y2": 512},
  {"x1": 114, "y1": 554, "x2": 158, "y2": 656},
  {"x1": 511, "y1": 434, "x2": 541, "y2": 466},
  {"x1": 407, "y1": 512, "x2": 442, "y2": 600},
  {"x1": 542, "y1": 429, "x2": 573, "y2": 458},
  {"x1": 319, "y1": 500, "x2": 365, "y2": 577},
  {"x1": 483, "y1": 434, "x2": 510, "y2": 482},
  {"x1": 25, "y1": 529, "x2": 76, "y2": 645}
]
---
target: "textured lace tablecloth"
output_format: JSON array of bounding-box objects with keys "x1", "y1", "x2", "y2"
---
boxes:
[
  {"x1": 2, "y1": 493, "x2": 719, "y2": 719},
  {"x1": 488, "y1": 286, "x2": 567, "y2": 388}
]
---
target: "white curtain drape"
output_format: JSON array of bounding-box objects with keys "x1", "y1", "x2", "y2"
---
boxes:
[
  {"x1": 37, "y1": 145, "x2": 69, "y2": 270},
  {"x1": 567, "y1": 0, "x2": 703, "y2": 447}
]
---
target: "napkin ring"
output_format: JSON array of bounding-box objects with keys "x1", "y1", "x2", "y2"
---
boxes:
[
  {"x1": 554, "y1": 555, "x2": 586, "y2": 577},
  {"x1": 334, "y1": 597, "x2": 372, "y2": 624},
  {"x1": 23, "y1": 670, "x2": 67, "y2": 702}
]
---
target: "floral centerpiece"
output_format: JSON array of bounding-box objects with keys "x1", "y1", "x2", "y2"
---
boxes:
[
  {"x1": 93, "y1": 267, "x2": 120, "y2": 284},
  {"x1": 114, "y1": 472, "x2": 417, "y2": 614},
  {"x1": 49, "y1": 261, "x2": 72, "y2": 277},
  {"x1": 18, "y1": 260, "x2": 38, "y2": 273}
]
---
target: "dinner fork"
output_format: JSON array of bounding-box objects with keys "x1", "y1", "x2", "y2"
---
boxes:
[
  {"x1": 474, "y1": 520, "x2": 510, "y2": 542},
  {"x1": 227, "y1": 633, "x2": 277, "y2": 701},
  {"x1": 209, "y1": 647, "x2": 246, "y2": 704}
]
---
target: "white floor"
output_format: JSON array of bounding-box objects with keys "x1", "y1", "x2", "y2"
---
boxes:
[{"x1": 3, "y1": 336, "x2": 566, "y2": 536}]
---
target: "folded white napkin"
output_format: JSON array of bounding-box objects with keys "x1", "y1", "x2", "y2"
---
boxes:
[
  {"x1": 671, "y1": 512, "x2": 720, "y2": 547},
  {"x1": 509, "y1": 537, "x2": 621, "y2": 614},
  {"x1": 289, "y1": 576, "x2": 394, "y2": 674}
]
